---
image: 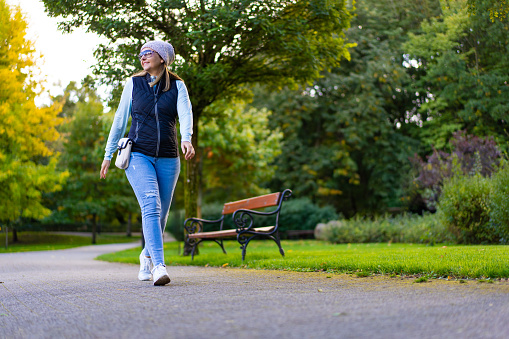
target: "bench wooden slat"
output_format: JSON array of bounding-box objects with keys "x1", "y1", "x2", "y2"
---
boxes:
[
  {"x1": 221, "y1": 192, "x2": 281, "y2": 215},
  {"x1": 188, "y1": 226, "x2": 275, "y2": 239}
]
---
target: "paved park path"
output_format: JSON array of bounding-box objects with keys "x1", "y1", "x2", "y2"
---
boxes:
[{"x1": 1, "y1": 242, "x2": 508, "y2": 339}]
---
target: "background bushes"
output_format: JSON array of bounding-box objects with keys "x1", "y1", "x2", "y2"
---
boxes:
[
  {"x1": 317, "y1": 213, "x2": 453, "y2": 245},
  {"x1": 319, "y1": 161, "x2": 508, "y2": 245},
  {"x1": 490, "y1": 165, "x2": 509, "y2": 244},
  {"x1": 438, "y1": 161, "x2": 509, "y2": 244},
  {"x1": 438, "y1": 174, "x2": 493, "y2": 244}
]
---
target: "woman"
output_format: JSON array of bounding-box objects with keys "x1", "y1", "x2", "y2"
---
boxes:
[{"x1": 100, "y1": 41, "x2": 194, "y2": 286}]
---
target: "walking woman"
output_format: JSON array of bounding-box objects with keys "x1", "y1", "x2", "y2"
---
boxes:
[{"x1": 100, "y1": 41, "x2": 194, "y2": 286}]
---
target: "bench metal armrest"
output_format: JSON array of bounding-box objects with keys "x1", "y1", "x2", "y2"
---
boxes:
[
  {"x1": 184, "y1": 216, "x2": 225, "y2": 235},
  {"x1": 232, "y1": 208, "x2": 278, "y2": 232}
]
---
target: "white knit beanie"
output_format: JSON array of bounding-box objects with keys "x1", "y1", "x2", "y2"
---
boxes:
[{"x1": 141, "y1": 41, "x2": 175, "y2": 66}]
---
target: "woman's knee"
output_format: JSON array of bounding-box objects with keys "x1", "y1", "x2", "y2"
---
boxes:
[{"x1": 140, "y1": 190, "x2": 162, "y2": 215}]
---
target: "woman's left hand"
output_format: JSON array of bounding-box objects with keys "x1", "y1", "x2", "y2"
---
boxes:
[{"x1": 181, "y1": 141, "x2": 195, "y2": 160}]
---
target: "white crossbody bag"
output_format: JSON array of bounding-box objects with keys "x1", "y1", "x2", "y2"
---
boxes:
[{"x1": 115, "y1": 138, "x2": 133, "y2": 169}]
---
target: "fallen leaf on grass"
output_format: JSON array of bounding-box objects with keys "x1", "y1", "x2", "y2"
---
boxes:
[{"x1": 222, "y1": 263, "x2": 229, "y2": 268}]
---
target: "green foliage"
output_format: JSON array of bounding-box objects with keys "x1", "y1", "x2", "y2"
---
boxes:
[
  {"x1": 317, "y1": 213, "x2": 453, "y2": 244},
  {"x1": 42, "y1": 0, "x2": 353, "y2": 113},
  {"x1": 252, "y1": 0, "x2": 441, "y2": 216},
  {"x1": 200, "y1": 101, "x2": 282, "y2": 203},
  {"x1": 467, "y1": 0, "x2": 509, "y2": 22},
  {"x1": 99, "y1": 241, "x2": 509, "y2": 279},
  {"x1": 438, "y1": 174, "x2": 493, "y2": 244},
  {"x1": 404, "y1": 0, "x2": 509, "y2": 151},
  {"x1": 434, "y1": 158, "x2": 509, "y2": 245},
  {"x1": 277, "y1": 198, "x2": 338, "y2": 232},
  {"x1": 488, "y1": 163, "x2": 509, "y2": 243},
  {"x1": 410, "y1": 131, "x2": 502, "y2": 211}
]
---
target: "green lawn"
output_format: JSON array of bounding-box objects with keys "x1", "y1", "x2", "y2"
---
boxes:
[
  {"x1": 97, "y1": 240, "x2": 509, "y2": 279},
  {"x1": 0, "y1": 232, "x2": 140, "y2": 253}
]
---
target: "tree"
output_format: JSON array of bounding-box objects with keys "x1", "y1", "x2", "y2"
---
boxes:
[
  {"x1": 41, "y1": 1, "x2": 354, "y2": 245},
  {"x1": 200, "y1": 100, "x2": 282, "y2": 203},
  {"x1": 404, "y1": 0, "x2": 509, "y2": 151},
  {"x1": 0, "y1": 0, "x2": 68, "y2": 240},
  {"x1": 251, "y1": 0, "x2": 441, "y2": 216}
]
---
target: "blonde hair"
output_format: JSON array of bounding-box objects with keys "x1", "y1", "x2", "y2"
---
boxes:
[{"x1": 133, "y1": 65, "x2": 183, "y2": 92}]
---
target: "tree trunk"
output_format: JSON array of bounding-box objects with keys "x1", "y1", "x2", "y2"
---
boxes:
[
  {"x1": 183, "y1": 116, "x2": 200, "y2": 256},
  {"x1": 13, "y1": 228, "x2": 18, "y2": 243},
  {"x1": 92, "y1": 214, "x2": 97, "y2": 244},
  {"x1": 126, "y1": 213, "x2": 132, "y2": 237}
]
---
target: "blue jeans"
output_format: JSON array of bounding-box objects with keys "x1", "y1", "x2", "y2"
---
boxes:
[{"x1": 125, "y1": 152, "x2": 180, "y2": 267}]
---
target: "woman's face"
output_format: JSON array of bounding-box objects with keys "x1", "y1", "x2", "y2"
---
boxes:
[{"x1": 139, "y1": 48, "x2": 164, "y2": 76}]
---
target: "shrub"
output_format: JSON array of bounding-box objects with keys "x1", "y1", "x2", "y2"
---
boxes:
[
  {"x1": 318, "y1": 213, "x2": 452, "y2": 244},
  {"x1": 437, "y1": 174, "x2": 494, "y2": 244},
  {"x1": 410, "y1": 131, "x2": 501, "y2": 211},
  {"x1": 277, "y1": 198, "x2": 338, "y2": 232},
  {"x1": 489, "y1": 163, "x2": 509, "y2": 244}
]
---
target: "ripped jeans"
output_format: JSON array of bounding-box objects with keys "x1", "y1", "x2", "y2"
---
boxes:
[{"x1": 125, "y1": 152, "x2": 180, "y2": 267}]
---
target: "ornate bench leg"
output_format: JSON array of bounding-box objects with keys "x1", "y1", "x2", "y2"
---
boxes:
[
  {"x1": 269, "y1": 233, "x2": 285, "y2": 257},
  {"x1": 241, "y1": 244, "x2": 247, "y2": 261},
  {"x1": 191, "y1": 245, "x2": 195, "y2": 260},
  {"x1": 213, "y1": 239, "x2": 227, "y2": 254},
  {"x1": 276, "y1": 237, "x2": 285, "y2": 257},
  {"x1": 190, "y1": 241, "x2": 199, "y2": 260},
  {"x1": 238, "y1": 235, "x2": 255, "y2": 261}
]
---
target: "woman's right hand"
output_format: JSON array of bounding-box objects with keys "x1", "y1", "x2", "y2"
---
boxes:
[{"x1": 100, "y1": 160, "x2": 111, "y2": 179}]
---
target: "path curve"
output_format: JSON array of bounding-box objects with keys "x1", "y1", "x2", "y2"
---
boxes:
[{"x1": 1, "y1": 243, "x2": 508, "y2": 339}]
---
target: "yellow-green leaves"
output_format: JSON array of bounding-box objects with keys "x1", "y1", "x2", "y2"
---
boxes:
[{"x1": 0, "y1": 0, "x2": 67, "y2": 223}]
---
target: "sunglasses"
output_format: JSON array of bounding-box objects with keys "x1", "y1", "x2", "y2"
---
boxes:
[{"x1": 138, "y1": 50, "x2": 156, "y2": 60}]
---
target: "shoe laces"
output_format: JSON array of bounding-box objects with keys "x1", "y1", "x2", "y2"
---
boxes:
[{"x1": 152, "y1": 263, "x2": 166, "y2": 274}]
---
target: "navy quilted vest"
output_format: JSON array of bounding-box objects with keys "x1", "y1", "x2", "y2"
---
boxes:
[{"x1": 128, "y1": 74, "x2": 179, "y2": 158}]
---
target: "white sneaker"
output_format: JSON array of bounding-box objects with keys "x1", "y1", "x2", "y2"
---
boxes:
[
  {"x1": 138, "y1": 253, "x2": 153, "y2": 281},
  {"x1": 152, "y1": 264, "x2": 171, "y2": 286}
]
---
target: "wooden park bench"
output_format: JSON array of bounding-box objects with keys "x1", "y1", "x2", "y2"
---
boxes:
[{"x1": 184, "y1": 189, "x2": 292, "y2": 261}]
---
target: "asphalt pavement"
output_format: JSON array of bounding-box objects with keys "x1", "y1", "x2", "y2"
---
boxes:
[{"x1": 1, "y1": 242, "x2": 508, "y2": 339}]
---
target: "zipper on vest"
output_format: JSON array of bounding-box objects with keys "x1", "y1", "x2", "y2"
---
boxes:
[{"x1": 154, "y1": 95, "x2": 160, "y2": 157}]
